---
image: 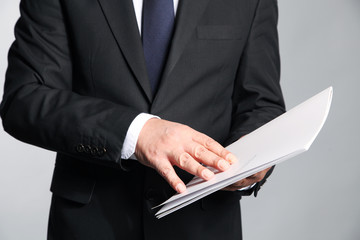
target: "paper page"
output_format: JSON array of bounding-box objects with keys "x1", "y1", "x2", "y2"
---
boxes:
[{"x1": 155, "y1": 149, "x2": 304, "y2": 218}]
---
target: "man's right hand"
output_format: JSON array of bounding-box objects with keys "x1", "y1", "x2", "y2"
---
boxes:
[{"x1": 135, "y1": 118, "x2": 237, "y2": 193}]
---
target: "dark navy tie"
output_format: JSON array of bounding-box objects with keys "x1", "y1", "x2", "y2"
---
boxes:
[{"x1": 142, "y1": 0, "x2": 174, "y2": 94}]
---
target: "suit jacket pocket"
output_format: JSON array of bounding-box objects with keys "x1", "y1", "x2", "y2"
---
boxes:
[
  {"x1": 50, "y1": 163, "x2": 96, "y2": 205},
  {"x1": 197, "y1": 25, "x2": 243, "y2": 40}
]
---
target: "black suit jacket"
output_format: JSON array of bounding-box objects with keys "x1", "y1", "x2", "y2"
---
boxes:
[{"x1": 0, "y1": 0, "x2": 285, "y2": 239}]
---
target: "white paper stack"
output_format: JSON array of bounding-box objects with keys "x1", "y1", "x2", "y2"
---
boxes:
[{"x1": 155, "y1": 87, "x2": 333, "y2": 219}]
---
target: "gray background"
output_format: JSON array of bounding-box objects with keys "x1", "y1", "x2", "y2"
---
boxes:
[{"x1": 0, "y1": 0, "x2": 359, "y2": 239}]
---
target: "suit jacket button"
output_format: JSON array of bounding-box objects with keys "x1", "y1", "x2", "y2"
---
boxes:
[
  {"x1": 84, "y1": 145, "x2": 92, "y2": 154},
  {"x1": 76, "y1": 144, "x2": 85, "y2": 153},
  {"x1": 90, "y1": 146, "x2": 98, "y2": 156},
  {"x1": 97, "y1": 147, "x2": 107, "y2": 157}
]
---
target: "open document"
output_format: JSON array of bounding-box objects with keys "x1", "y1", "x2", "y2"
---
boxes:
[{"x1": 155, "y1": 87, "x2": 333, "y2": 219}]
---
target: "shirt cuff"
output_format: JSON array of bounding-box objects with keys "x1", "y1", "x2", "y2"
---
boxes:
[
  {"x1": 238, "y1": 183, "x2": 256, "y2": 191},
  {"x1": 121, "y1": 113, "x2": 160, "y2": 159}
]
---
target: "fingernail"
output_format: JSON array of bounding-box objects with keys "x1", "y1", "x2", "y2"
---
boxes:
[
  {"x1": 226, "y1": 153, "x2": 238, "y2": 164},
  {"x1": 218, "y1": 159, "x2": 230, "y2": 171},
  {"x1": 176, "y1": 183, "x2": 186, "y2": 193},
  {"x1": 202, "y1": 169, "x2": 214, "y2": 180}
]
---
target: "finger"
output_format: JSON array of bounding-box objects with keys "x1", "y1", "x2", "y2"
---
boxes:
[
  {"x1": 230, "y1": 179, "x2": 250, "y2": 189},
  {"x1": 155, "y1": 160, "x2": 186, "y2": 193},
  {"x1": 172, "y1": 151, "x2": 215, "y2": 180},
  {"x1": 222, "y1": 186, "x2": 241, "y2": 191},
  {"x1": 192, "y1": 133, "x2": 237, "y2": 164},
  {"x1": 246, "y1": 167, "x2": 271, "y2": 182},
  {"x1": 188, "y1": 144, "x2": 230, "y2": 171},
  {"x1": 223, "y1": 178, "x2": 256, "y2": 191},
  {"x1": 246, "y1": 173, "x2": 263, "y2": 182}
]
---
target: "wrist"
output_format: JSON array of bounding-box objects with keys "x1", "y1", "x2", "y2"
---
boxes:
[{"x1": 121, "y1": 113, "x2": 160, "y2": 159}]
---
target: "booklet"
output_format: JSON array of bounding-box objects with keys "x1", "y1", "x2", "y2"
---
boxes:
[{"x1": 155, "y1": 87, "x2": 333, "y2": 219}]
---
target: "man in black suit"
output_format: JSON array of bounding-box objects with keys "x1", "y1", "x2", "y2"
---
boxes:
[{"x1": 0, "y1": 0, "x2": 285, "y2": 239}]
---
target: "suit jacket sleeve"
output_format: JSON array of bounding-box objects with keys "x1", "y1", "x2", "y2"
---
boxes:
[
  {"x1": 226, "y1": 0, "x2": 285, "y2": 145},
  {"x1": 0, "y1": 0, "x2": 139, "y2": 167},
  {"x1": 226, "y1": 0, "x2": 285, "y2": 194}
]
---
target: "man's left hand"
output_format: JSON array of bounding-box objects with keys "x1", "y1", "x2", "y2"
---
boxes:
[{"x1": 222, "y1": 167, "x2": 272, "y2": 191}]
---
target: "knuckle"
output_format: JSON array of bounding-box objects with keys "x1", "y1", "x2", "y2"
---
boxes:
[
  {"x1": 194, "y1": 145, "x2": 206, "y2": 158},
  {"x1": 158, "y1": 166, "x2": 173, "y2": 178},
  {"x1": 164, "y1": 127, "x2": 177, "y2": 139},
  {"x1": 196, "y1": 166, "x2": 206, "y2": 177},
  {"x1": 178, "y1": 153, "x2": 191, "y2": 168},
  {"x1": 250, "y1": 176, "x2": 260, "y2": 182},
  {"x1": 148, "y1": 147, "x2": 160, "y2": 159},
  {"x1": 248, "y1": 173, "x2": 259, "y2": 179},
  {"x1": 252, "y1": 172, "x2": 260, "y2": 178},
  {"x1": 253, "y1": 177, "x2": 262, "y2": 183},
  {"x1": 181, "y1": 125, "x2": 193, "y2": 138},
  {"x1": 181, "y1": 125, "x2": 192, "y2": 132},
  {"x1": 253, "y1": 172, "x2": 265, "y2": 182},
  {"x1": 221, "y1": 149, "x2": 230, "y2": 157},
  {"x1": 257, "y1": 175, "x2": 265, "y2": 182},
  {"x1": 204, "y1": 138, "x2": 215, "y2": 148},
  {"x1": 234, "y1": 180, "x2": 245, "y2": 188}
]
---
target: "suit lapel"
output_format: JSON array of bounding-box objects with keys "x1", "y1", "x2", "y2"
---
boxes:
[
  {"x1": 162, "y1": 0, "x2": 211, "y2": 80},
  {"x1": 97, "y1": 0, "x2": 211, "y2": 102},
  {"x1": 155, "y1": 0, "x2": 211, "y2": 98},
  {"x1": 97, "y1": 0, "x2": 152, "y2": 101}
]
